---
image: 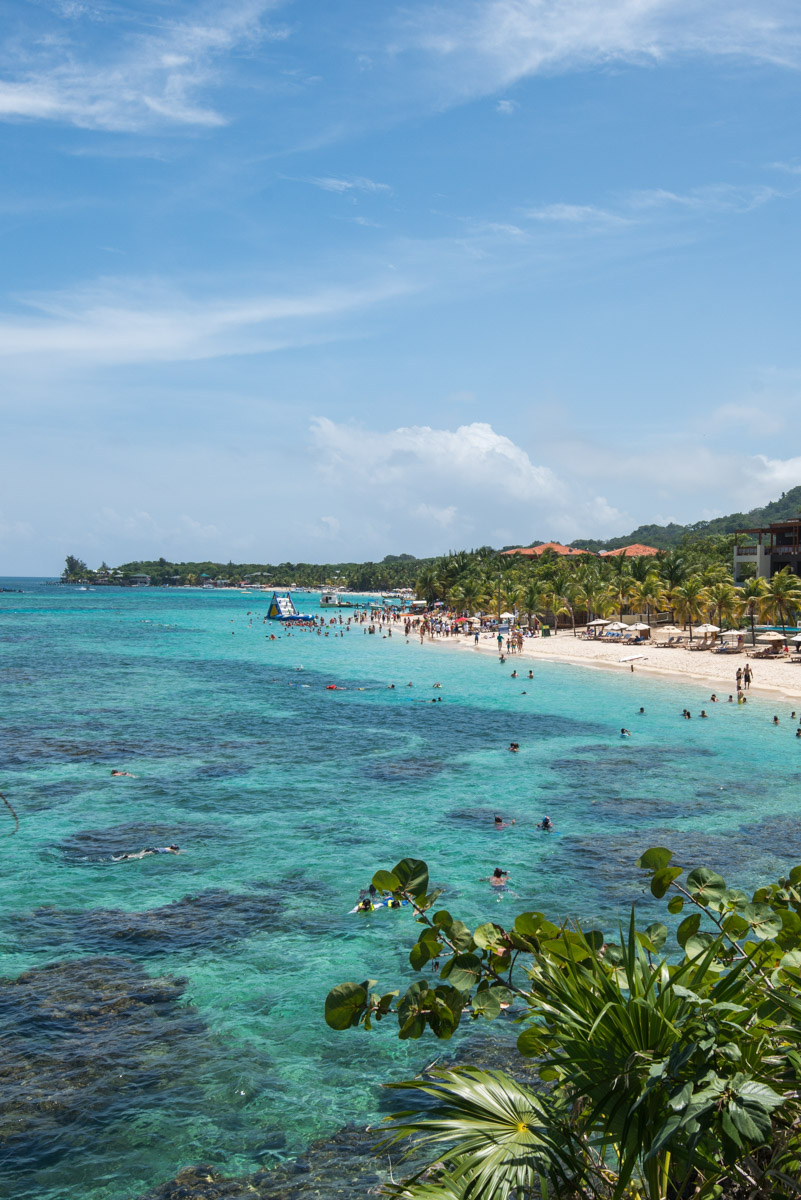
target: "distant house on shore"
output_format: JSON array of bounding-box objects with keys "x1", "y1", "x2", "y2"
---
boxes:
[
  {"x1": 129, "y1": 573, "x2": 151, "y2": 586},
  {"x1": 599, "y1": 543, "x2": 660, "y2": 558},
  {"x1": 501, "y1": 542, "x2": 590, "y2": 558}
]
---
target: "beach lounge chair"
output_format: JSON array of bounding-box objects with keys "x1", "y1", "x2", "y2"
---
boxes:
[{"x1": 655, "y1": 636, "x2": 677, "y2": 648}]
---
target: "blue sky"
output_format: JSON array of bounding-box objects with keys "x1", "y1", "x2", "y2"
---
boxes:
[{"x1": 2, "y1": 0, "x2": 801, "y2": 572}]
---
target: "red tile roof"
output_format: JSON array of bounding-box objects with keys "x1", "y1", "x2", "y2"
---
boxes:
[
  {"x1": 601, "y1": 543, "x2": 660, "y2": 557},
  {"x1": 501, "y1": 543, "x2": 590, "y2": 557}
]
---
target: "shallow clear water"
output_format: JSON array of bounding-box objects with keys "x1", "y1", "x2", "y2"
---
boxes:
[{"x1": 1, "y1": 581, "x2": 800, "y2": 1198}]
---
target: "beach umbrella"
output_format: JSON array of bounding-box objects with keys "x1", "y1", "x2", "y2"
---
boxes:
[
  {"x1": 606, "y1": 621, "x2": 628, "y2": 630},
  {"x1": 500, "y1": 611, "x2": 515, "y2": 620},
  {"x1": 629, "y1": 622, "x2": 651, "y2": 631},
  {"x1": 694, "y1": 624, "x2": 720, "y2": 634},
  {"x1": 587, "y1": 618, "x2": 610, "y2": 626},
  {"x1": 757, "y1": 630, "x2": 785, "y2": 642}
]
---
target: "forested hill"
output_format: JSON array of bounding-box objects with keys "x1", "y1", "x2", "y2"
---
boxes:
[{"x1": 569, "y1": 486, "x2": 801, "y2": 552}]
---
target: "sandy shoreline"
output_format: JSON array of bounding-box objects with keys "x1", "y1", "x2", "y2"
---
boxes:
[{"x1": 393, "y1": 619, "x2": 801, "y2": 702}]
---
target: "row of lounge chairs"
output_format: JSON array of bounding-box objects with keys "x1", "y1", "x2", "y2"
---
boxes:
[{"x1": 654, "y1": 636, "x2": 744, "y2": 653}]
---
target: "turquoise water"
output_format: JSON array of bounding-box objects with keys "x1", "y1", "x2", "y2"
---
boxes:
[{"x1": 1, "y1": 581, "x2": 800, "y2": 1198}]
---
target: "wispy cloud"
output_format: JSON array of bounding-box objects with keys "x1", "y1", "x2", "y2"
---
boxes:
[
  {"x1": 399, "y1": 0, "x2": 801, "y2": 100},
  {"x1": 0, "y1": 274, "x2": 413, "y2": 365},
  {"x1": 0, "y1": 1, "x2": 287, "y2": 131},
  {"x1": 307, "y1": 175, "x2": 392, "y2": 194},
  {"x1": 495, "y1": 98, "x2": 518, "y2": 114},
  {"x1": 525, "y1": 202, "x2": 627, "y2": 226}
]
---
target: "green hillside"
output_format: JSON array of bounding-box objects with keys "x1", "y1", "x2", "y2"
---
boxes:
[{"x1": 569, "y1": 486, "x2": 801, "y2": 552}]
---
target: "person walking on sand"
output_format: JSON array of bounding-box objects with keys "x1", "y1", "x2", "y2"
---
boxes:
[
  {"x1": 744, "y1": 664, "x2": 753, "y2": 690},
  {"x1": 736, "y1": 667, "x2": 743, "y2": 690}
]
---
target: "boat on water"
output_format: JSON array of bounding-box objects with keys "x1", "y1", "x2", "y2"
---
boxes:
[{"x1": 320, "y1": 591, "x2": 354, "y2": 608}]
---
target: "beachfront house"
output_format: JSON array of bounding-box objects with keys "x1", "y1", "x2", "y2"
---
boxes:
[{"x1": 733, "y1": 519, "x2": 801, "y2": 582}]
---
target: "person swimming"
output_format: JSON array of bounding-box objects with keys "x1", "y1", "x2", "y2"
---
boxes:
[
  {"x1": 508, "y1": 742, "x2": 519, "y2": 752},
  {"x1": 110, "y1": 770, "x2": 136, "y2": 777},
  {"x1": 620, "y1": 728, "x2": 631, "y2": 737},
  {"x1": 113, "y1": 844, "x2": 180, "y2": 861},
  {"x1": 494, "y1": 815, "x2": 515, "y2": 829},
  {"x1": 481, "y1": 868, "x2": 509, "y2": 887}
]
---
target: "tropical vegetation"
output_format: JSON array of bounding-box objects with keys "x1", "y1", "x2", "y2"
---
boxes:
[{"x1": 325, "y1": 850, "x2": 801, "y2": 1199}]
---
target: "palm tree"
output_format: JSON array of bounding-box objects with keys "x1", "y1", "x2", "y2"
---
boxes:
[
  {"x1": 605, "y1": 570, "x2": 634, "y2": 621},
  {"x1": 657, "y1": 551, "x2": 688, "y2": 594},
  {"x1": 416, "y1": 566, "x2": 440, "y2": 605},
  {"x1": 629, "y1": 572, "x2": 665, "y2": 629},
  {"x1": 459, "y1": 576, "x2": 486, "y2": 616},
  {"x1": 671, "y1": 576, "x2": 708, "y2": 642},
  {"x1": 705, "y1": 580, "x2": 739, "y2": 634},
  {"x1": 520, "y1": 581, "x2": 541, "y2": 629},
  {"x1": 738, "y1": 576, "x2": 768, "y2": 646},
  {"x1": 762, "y1": 567, "x2": 801, "y2": 638}
]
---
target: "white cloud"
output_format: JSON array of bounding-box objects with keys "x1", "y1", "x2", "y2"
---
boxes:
[
  {"x1": 525, "y1": 202, "x2": 627, "y2": 226},
  {"x1": 749, "y1": 454, "x2": 801, "y2": 495},
  {"x1": 495, "y1": 98, "x2": 518, "y2": 114},
  {"x1": 0, "y1": 1, "x2": 286, "y2": 131},
  {"x1": 401, "y1": 1, "x2": 801, "y2": 101},
  {"x1": 307, "y1": 176, "x2": 392, "y2": 194},
  {"x1": 310, "y1": 417, "x2": 559, "y2": 503},
  {"x1": 0, "y1": 274, "x2": 412, "y2": 365},
  {"x1": 414, "y1": 503, "x2": 458, "y2": 527}
]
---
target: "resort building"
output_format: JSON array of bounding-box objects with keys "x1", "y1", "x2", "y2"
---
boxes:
[
  {"x1": 501, "y1": 542, "x2": 590, "y2": 558},
  {"x1": 733, "y1": 519, "x2": 801, "y2": 582},
  {"x1": 599, "y1": 543, "x2": 660, "y2": 557}
]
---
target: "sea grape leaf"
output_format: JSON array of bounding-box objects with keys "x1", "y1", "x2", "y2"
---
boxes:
[
  {"x1": 473, "y1": 922, "x2": 506, "y2": 950},
  {"x1": 644, "y1": 923, "x2": 668, "y2": 952},
  {"x1": 325, "y1": 981, "x2": 373, "y2": 1030},
  {"x1": 686, "y1": 868, "x2": 727, "y2": 906},
  {"x1": 667, "y1": 895, "x2": 684, "y2": 915},
  {"x1": 651, "y1": 867, "x2": 682, "y2": 898},
  {"x1": 391, "y1": 858, "x2": 429, "y2": 899},
  {"x1": 684, "y1": 931, "x2": 717, "y2": 959},
  {"x1": 441, "y1": 953, "x2": 482, "y2": 991},
  {"x1": 372, "y1": 870, "x2": 400, "y2": 894},
  {"x1": 677, "y1": 914, "x2": 701, "y2": 948},
  {"x1": 743, "y1": 903, "x2": 782, "y2": 941},
  {"x1": 636, "y1": 847, "x2": 674, "y2": 871}
]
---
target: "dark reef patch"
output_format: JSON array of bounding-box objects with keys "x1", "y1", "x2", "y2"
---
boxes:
[
  {"x1": 362, "y1": 756, "x2": 451, "y2": 783},
  {"x1": 10, "y1": 888, "x2": 283, "y2": 956},
  {"x1": 48, "y1": 822, "x2": 236, "y2": 865},
  {"x1": 0, "y1": 957, "x2": 202, "y2": 1169}
]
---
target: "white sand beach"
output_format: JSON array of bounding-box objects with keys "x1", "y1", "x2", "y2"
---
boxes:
[{"x1": 399, "y1": 621, "x2": 801, "y2": 702}]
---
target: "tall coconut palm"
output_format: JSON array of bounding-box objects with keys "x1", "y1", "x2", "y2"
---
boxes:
[
  {"x1": 416, "y1": 565, "x2": 441, "y2": 604},
  {"x1": 459, "y1": 576, "x2": 487, "y2": 616},
  {"x1": 738, "y1": 575, "x2": 768, "y2": 646},
  {"x1": 671, "y1": 576, "x2": 708, "y2": 642},
  {"x1": 705, "y1": 580, "x2": 740, "y2": 634},
  {"x1": 629, "y1": 572, "x2": 665, "y2": 629},
  {"x1": 762, "y1": 567, "x2": 801, "y2": 638},
  {"x1": 658, "y1": 551, "x2": 688, "y2": 594},
  {"x1": 605, "y1": 570, "x2": 634, "y2": 621}
]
